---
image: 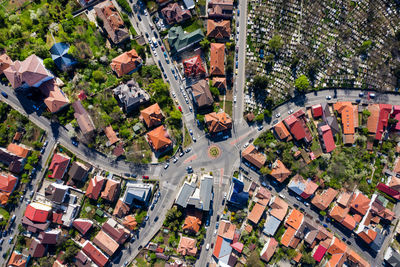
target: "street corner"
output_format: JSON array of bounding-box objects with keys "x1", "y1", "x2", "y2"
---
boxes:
[{"x1": 208, "y1": 145, "x2": 222, "y2": 160}]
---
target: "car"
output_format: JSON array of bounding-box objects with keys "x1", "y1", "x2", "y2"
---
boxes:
[
  {"x1": 20, "y1": 195, "x2": 24, "y2": 202},
  {"x1": 192, "y1": 136, "x2": 196, "y2": 142},
  {"x1": 2, "y1": 232, "x2": 6, "y2": 238},
  {"x1": 144, "y1": 9, "x2": 148, "y2": 16},
  {"x1": 40, "y1": 147, "x2": 45, "y2": 154},
  {"x1": 288, "y1": 109, "x2": 293, "y2": 114},
  {"x1": 294, "y1": 203, "x2": 299, "y2": 208},
  {"x1": 138, "y1": 245, "x2": 143, "y2": 250},
  {"x1": 189, "y1": 106, "x2": 193, "y2": 112},
  {"x1": 145, "y1": 216, "x2": 149, "y2": 221},
  {"x1": 346, "y1": 240, "x2": 352, "y2": 245},
  {"x1": 172, "y1": 92, "x2": 176, "y2": 98},
  {"x1": 153, "y1": 50, "x2": 157, "y2": 57},
  {"x1": 32, "y1": 104, "x2": 39, "y2": 111},
  {"x1": 150, "y1": 204, "x2": 155, "y2": 210},
  {"x1": 173, "y1": 157, "x2": 178, "y2": 163},
  {"x1": 132, "y1": 174, "x2": 137, "y2": 178},
  {"x1": 249, "y1": 138, "x2": 254, "y2": 142},
  {"x1": 189, "y1": 129, "x2": 193, "y2": 135},
  {"x1": 72, "y1": 140, "x2": 78, "y2": 146},
  {"x1": 243, "y1": 142, "x2": 249, "y2": 148},
  {"x1": 8, "y1": 237, "x2": 13, "y2": 244},
  {"x1": 0, "y1": 239, "x2": 3, "y2": 245},
  {"x1": 185, "y1": 97, "x2": 189, "y2": 104},
  {"x1": 237, "y1": 10, "x2": 240, "y2": 16},
  {"x1": 326, "y1": 95, "x2": 332, "y2": 100},
  {"x1": 370, "y1": 93, "x2": 376, "y2": 98},
  {"x1": 163, "y1": 72, "x2": 167, "y2": 79},
  {"x1": 43, "y1": 141, "x2": 48, "y2": 147},
  {"x1": 137, "y1": 14, "x2": 142, "y2": 21},
  {"x1": 213, "y1": 229, "x2": 217, "y2": 236},
  {"x1": 236, "y1": 61, "x2": 238, "y2": 68},
  {"x1": 124, "y1": 261, "x2": 129, "y2": 266},
  {"x1": 206, "y1": 243, "x2": 210, "y2": 250},
  {"x1": 157, "y1": 191, "x2": 161, "y2": 198},
  {"x1": 205, "y1": 218, "x2": 210, "y2": 226},
  {"x1": 145, "y1": 32, "x2": 149, "y2": 38},
  {"x1": 355, "y1": 99, "x2": 361, "y2": 103},
  {"x1": 257, "y1": 125, "x2": 264, "y2": 131},
  {"x1": 164, "y1": 163, "x2": 169, "y2": 169},
  {"x1": 359, "y1": 92, "x2": 364, "y2": 97},
  {"x1": 304, "y1": 202, "x2": 310, "y2": 207},
  {"x1": 216, "y1": 222, "x2": 219, "y2": 229},
  {"x1": 179, "y1": 152, "x2": 185, "y2": 157},
  {"x1": 178, "y1": 106, "x2": 182, "y2": 112},
  {"x1": 161, "y1": 46, "x2": 165, "y2": 51},
  {"x1": 171, "y1": 68, "x2": 175, "y2": 74},
  {"x1": 275, "y1": 113, "x2": 281, "y2": 118},
  {"x1": 153, "y1": 197, "x2": 158, "y2": 204},
  {"x1": 174, "y1": 74, "x2": 178, "y2": 80},
  {"x1": 150, "y1": 44, "x2": 154, "y2": 51},
  {"x1": 142, "y1": 175, "x2": 149, "y2": 179},
  {"x1": 186, "y1": 166, "x2": 193, "y2": 173},
  {"x1": 267, "y1": 185, "x2": 273, "y2": 191},
  {"x1": 279, "y1": 193, "x2": 286, "y2": 199},
  {"x1": 154, "y1": 216, "x2": 159, "y2": 222},
  {"x1": 296, "y1": 196, "x2": 302, "y2": 201},
  {"x1": 234, "y1": 96, "x2": 237, "y2": 103},
  {"x1": 163, "y1": 52, "x2": 168, "y2": 58},
  {"x1": 323, "y1": 224, "x2": 328, "y2": 228},
  {"x1": 185, "y1": 148, "x2": 191, "y2": 153}
]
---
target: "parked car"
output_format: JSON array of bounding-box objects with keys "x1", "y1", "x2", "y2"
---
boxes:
[
  {"x1": 234, "y1": 96, "x2": 237, "y2": 103},
  {"x1": 275, "y1": 113, "x2": 281, "y2": 118},
  {"x1": 288, "y1": 109, "x2": 293, "y2": 114},
  {"x1": 185, "y1": 148, "x2": 191, "y2": 153},
  {"x1": 145, "y1": 216, "x2": 149, "y2": 221},
  {"x1": 206, "y1": 243, "x2": 210, "y2": 250},
  {"x1": 150, "y1": 204, "x2": 155, "y2": 210},
  {"x1": 1, "y1": 92, "x2": 8, "y2": 98},
  {"x1": 323, "y1": 224, "x2": 328, "y2": 228},
  {"x1": 192, "y1": 136, "x2": 196, "y2": 142},
  {"x1": 173, "y1": 157, "x2": 178, "y2": 163},
  {"x1": 142, "y1": 175, "x2": 149, "y2": 179},
  {"x1": 326, "y1": 95, "x2": 332, "y2": 100},
  {"x1": 237, "y1": 10, "x2": 240, "y2": 16},
  {"x1": 178, "y1": 106, "x2": 182, "y2": 112},
  {"x1": 71, "y1": 139, "x2": 78, "y2": 146},
  {"x1": 189, "y1": 106, "x2": 193, "y2": 112},
  {"x1": 8, "y1": 237, "x2": 13, "y2": 244},
  {"x1": 161, "y1": 46, "x2": 165, "y2": 51},
  {"x1": 279, "y1": 193, "x2": 286, "y2": 199},
  {"x1": 164, "y1": 163, "x2": 169, "y2": 169},
  {"x1": 216, "y1": 222, "x2": 219, "y2": 229},
  {"x1": 359, "y1": 92, "x2": 364, "y2": 97},
  {"x1": 179, "y1": 152, "x2": 185, "y2": 157},
  {"x1": 243, "y1": 142, "x2": 249, "y2": 148},
  {"x1": 369, "y1": 93, "x2": 376, "y2": 98}
]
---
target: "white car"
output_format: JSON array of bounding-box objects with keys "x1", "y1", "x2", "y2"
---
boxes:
[
  {"x1": 243, "y1": 142, "x2": 249, "y2": 148},
  {"x1": 172, "y1": 92, "x2": 176, "y2": 98},
  {"x1": 144, "y1": 9, "x2": 148, "y2": 16},
  {"x1": 164, "y1": 163, "x2": 169, "y2": 169},
  {"x1": 206, "y1": 243, "x2": 210, "y2": 250},
  {"x1": 189, "y1": 106, "x2": 193, "y2": 112},
  {"x1": 288, "y1": 109, "x2": 293, "y2": 114},
  {"x1": 173, "y1": 157, "x2": 178, "y2": 163},
  {"x1": 279, "y1": 193, "x2": 286, "y2": 199},
  {"x1": 233, "y1": 96, "x2": 237, "y2": 103},
  {"x1": 326, "y1": 95, "x2": 332, "y2": 100},
  {"x1": 153, "y1": 50, "x2": 157, "y2": 57},
  {"x1": 275, "y1": 113, "x2": 281, "y2": 118}
]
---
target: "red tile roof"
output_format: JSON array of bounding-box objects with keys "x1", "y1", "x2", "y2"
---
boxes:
[
  {"x1": 312, "y1": 104, "x2": 323, "y2": 118},
  {"x1": 29, "y1": 238, "x2": 45, "y2": 257},
  {"x1": 212, "y1": 77, "x2": 227, "y2": 90},
  {"x1": 311, "y1": 188, "x2": 338, "y2": 210},
  {"x1": 334, "y1": 102, "x2": 355, "y2": 135},
  {"x1": 213, "y1": 235, "x2": 224, "y2": 258},
  {"x1": 210, "y1": 43, "x2": 225, "y2": 76},
  {"x1": 85, "y1": 175, "x2": 106, "y2": 200},
  {"x1": 183, "y1": 214, "x2": 202, "y2": 233},
  {"x1": 40, "y1": 79, "x2": 70, "y2": 113},
  {"x1": 313, "y1": 245, "x2": 327, "y2": 262},
  {"x1": 191, "y1": 79, "x2": 214, "y2": 108},
  {"x1": 285, "y1": 209, "x2": 304, "y2": 230},
  {"x1": 24, "y1": 202, "x2": 52, "y2": 223},
  {"x1": 270, "y1": 160, "x2": 291, "y2": 183},
  {"x1": 218, "y1": 220, "x2": 236, "y2": 240},
  {"x1": 269, "y1": 196, "x2": 289, "y2": 221},
  {"x1": 207, "y1": 20, "x2": 231, "y2": 39},
  {"x1": 8, "y1": 251, "x2": 26, "y2": 267},
  {"x1": 280, "y1": 226, "x2": 296, "y2": 247},
  {"x1": 242, "y1": 144, "x2": 266, "y2": 169},
  {"x1": 300, "y1": 179, "x2": 319, "y2": 199},
  {"x1": 274, "y1": 121, "x2": 291, "y2": 140},
  {"x1": 177, "y1": 236, "x2": 198, "y2": 256},
  {"x1": 93, "y1": 230, "x2": 120, "y2": 256},
  {"x1": 205, "y1": 111, "x2": 232, "y2": 133},
  {"x1": 161, "y1": 3, "x2": 191, "y2": 24},
  {"x1": 0, "y1": 173, "x2": 17, "y2": 193},
  {"x1": 248, "y1": 202, "x2": 265, "y2": 224},
  {"x1": 183, "y1": 55, "x2": 206, "y2": 77},
  {"x1": 357, "y1": 228, "x2": 377, "y2": 244},
  {"x1": 7, "y1": 143, "x2": 30, "y2": 158},
  {"x1": 101, "y1": 179, "x2": 120, "y2": 202},
  {"x1": 231, "y1": 242, "x2": 243, "y2": 253},
  {"x1": 341, "y1": 214, "x2": 357, "y2": 230},
  {"x1": 283, "y1": 111, "x2": 312, "y2": 142},
  {"x1": 110, "y1": 49, "x2": 142, "y2": 77},
  {"x1": 375, "y1": 104, "x2": 392, "y2": 140},
  {"x1": 320, "y1": 125, "x2": 336, "y2": 153},
  {"x1": 140, "y1": 103, "x2": 164, "y2": 128},
  {"x1": 49, "y1": 153, "x2": 70, "y2": 180},
  {"x1": 260, "y1": 238, "x2": 278, "y2": 262},
  {"x1": 122, "y1": 215, "x2": 137, "y2": 231},
  {"x1": 113, "y1": 199, "x2": 130, "y2": 218},
  {"x1": 377, "y1": 183, "x2": 400, "y2": 200},
  {"x1": 0, "y1": 54, "x2": 12, "y2": 75},
  {"x1": 73, "y1": 219, "x2": 93, "y2": 235},
  {"x1": 146, "y1": 125, "x2": 172, "y2": 151},
  {"x1": 350, "y1": 192, "x2": 370, "y2": 216},
  {"x1": 104, "y1": 125, "x2": 119, "y2": 145},
  {"x1": 82, "y1": 241, "x2": 109, "y2": 267}
]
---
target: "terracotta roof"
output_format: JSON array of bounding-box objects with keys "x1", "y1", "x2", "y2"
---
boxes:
[
  {"x1": 122, "y1": 215, "x2": 137, "y2": 230},
  {"x1": 49, "y1": 153, "x2": 70, "y2": 180},
  {"x1": 269, "y1": 196, "x2": 288, "y2": 221},
  {"x1": 13, "y1": 132, "x2": 22, "y2": 142},
  {"x1": 248, "y1": 202, "x2": 265, "y2": 224},
  {"x1": 280, "y1": 226, "x2": 296, "y2": 247},
  {"x1": 207, "y1": 20, "x2": 231, "y2": 39},
  {"x1": 183, "y1": 55, "x2": 206, "y2": 77},
  {"x1": 7, "y1": 143, "x2": 30, "y2": 158},
  {"x1": 242, "y1": 144, "x2": 266, "y2": 169},
  {"x1": 285, "y1": 209, "x2": 304, "y2": 230},
  {"x1": 212, "y1": 77, "x2": 227, "y2": 90},
  {"x1": 25, "y1": 202, "x2": 52, "y2": 223},
  {"x1": 270, "y1": 159, "x2": 291, "y2": 182},
  {"x1": 40, "y1": 79, "x2": 70, "y2": 113},
  {"x1": 0, "y1": 54, "x2": 12, "y2": 75},
  {"x1": 110, "y1": 49, "x2": 142, "y2": 77},
  {"x1": 8, "y1": 251, "x2": 26, "y2": 267},
  {"x1": 336, "y1": 191, "x2": 353, "y2": 207},
  {"x1": 177, "y1": 236, "x2": 198, "y2": 256},
  {"x1": 183, "y1": 212, "x2": 202, "y2": 233},
  {"x1": 293, "y1": 252, "x2": 302, "y2": 263},
  {"x1": 357, "y1": 228, "x2": 377, "y2": 244},
  {"x1": 73, "y1": 219, "x2": 93, "y2": 235},
  {"x1": 327, "y1": 237, "x2": 347, "y2": 255},
  {"x1": 208, "y1": 0, "x2": 234, "y2": 19},
  {"x1": 283, "y1": 111, "x2": 312, "y2": 142},
  {"x1": 333, "y1": 102, "x2": 355, "y2": 135},
  {"x1": 0, "y1": 172, "x2": 17, "y2": 193},
  {"x1": 346, "y1": 249, "x2": 370, "y2": 267},
  {"x1": 394, "y1": 158, "x2": 400, "y2": 174},
  {"x1": 113, "y1": 199, "x2": 130, "y2": 218},
  {"x1": 260, "y1": 238, "x2": 278, "y2": 262},
  {"x1": 301, "y1": 179, "x2": 319, "y2": 199},
  {"x1": 161, "y1": 3, "x2": 192, "y2": 24},
  {"x1": 72, "y1": 100, "x2": 95, "y2": 136},
  {"x1": 367, "y1": 104, "x2": 380, "y2": 134},
  {"x1": 274, "y1": 121, "x2": 291, "y2": 140},
  {"x1": 312, "y1": 104, "x2": 323, "y2": 118},
  {"x1": 101, "y1": 218, "x2": 130, "y2": 244},
  {"x1": 140, "y1": 103, "x2": 164, "y2": 128},
  {"x1": 104, "y1": 125, "x2": 119, "y2": 145},
  {"x1": 342, "y1": 214, "x2": 357, "y2": 230},
  {"x1": 93, "y1": 230, "x2": 120, "y2": 256},
  {"x1": 85, "y1": 175, "x2": 106, "y2": 200},
  {"x1": 209, "y1": 43, "x2": 225, "y2": 76},
  {"x1": 311, "y1": 188, "x2": 338, "y2": 210},
  {"x1": 350, "y1": 192, "x2": 370, "y2": 216},
  {"x1": 191, "y1": 79, "x2": 214, "y2": 108},
  {"x1": 101, "y1": 179, "x2": 120, "y2": 202},
  {"x1": 375, "y1": 104, "x2": 392, "y2": 140},
  {"x1": 94, "y1": 1, "x2": 129, "y2": 44},
  {"x1": 205, "y1": 111, "x2": 232, "y2": 133},
  {"x1": 0, "y1": 192, "x2": 10, "y2": 206},
  {"x1": 319, "y1": 125, "x2": 336, "y2": 153},
  {"x1": 147, "y1": 125, "x2": 172, "y2": 151},
  {"x1": 329, "y1": 205, "x2": 347, "y2": 222},
  {"x1": 244, "y1": 223, "x2": 252, "y2": 233},
  {"x1": 256, "y1": 187, "x2": 271, "y2": 205},
  {"x1": 218, "y1": 220, "x2": 236, "y2": 240},
  {"x1": 29, "y1": 238, "x2": 46, "y2": 257},
  {"x1": 82, "y1": 241, "x2": 109, "y2": 267}
]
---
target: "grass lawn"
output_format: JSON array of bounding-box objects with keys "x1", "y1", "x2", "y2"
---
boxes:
[
  {"x1": 183, "y1": 18, "x2": 203, "y2": 33},
  {"x1": 146, "y1": 1, "x2": 157, "y2": 12},
  {"x1": 224, "y1": 100, "x2": 233, "y2": 117},
  {"x1": 0, "y1": 208, "x2": 10, "y2": 227},
  {"x1": 183, "y1": 125, "x2": 192, "y2": 148}
]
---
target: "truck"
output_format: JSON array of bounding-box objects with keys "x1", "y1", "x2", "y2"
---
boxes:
[{"x1": 152, "y1": 37, "x2": 158, "y2": 47}]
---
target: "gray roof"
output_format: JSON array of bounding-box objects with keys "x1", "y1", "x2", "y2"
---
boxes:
[
  {"x1": 175, "y1": 182, "x2": 196, "y2": 208},
  {"x1": 371, "y1": 228, "x2": 385, "y2": 252},
  {"x1": 263, "y1": 215, "x2": 281, "y2": 236},
  {"x1": 183, "y1": 0, "x2": 195, "y2": 9},
  {"x1": 321, "y1": 102, "x2": 340, "y2": 135},
  {"x1": 386, "y1": 248, "x2": 400, "y2": 266},
  {"x1": 113, "y1": 80, "x2": 150, "y2": 113},
  {"x1": 123, "y1": 182, "x2": 153, "y2": 207},
  {"x1": 200, "y1": 176, "x2": 213, "y2": 211}
]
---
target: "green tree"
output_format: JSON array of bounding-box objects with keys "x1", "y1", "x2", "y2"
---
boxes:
[
  {"x1": 301, "y1": 252, "x2": 316, "y2": 265},
  {"x1": 43, "y1": 58, "x2": 56, "y2": 71},
  {"x1": 210, "y1": 86, "x2": 220, "y2": 98},
  {"x1": 268, "y1": 35, "x2": 283, "y2": 53},
  {"x1": 255, "y1": 113, "x2": 264, "y2": 122},
  {"x1": 168, "y1": 109, "x2": 182, "y2": 128},
  {"x1": 200, "y1": 38, "x2": 210, "y2": 52},
  {"x1": 251, "y1": 75, "x2": 269, "y2": 93},
  {"x1": 247, "y1": 250, "x2": 263, "y2": 267},
  {"x1": 92, "y1": 70, "x2": 106, "y2": 82},
  {"x1": 295, "y1": 75, "x2": 310, "y2": 92}
]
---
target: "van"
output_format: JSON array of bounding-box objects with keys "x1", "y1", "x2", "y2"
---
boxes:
[{"x1": 206, "y1": 243, "x2": 210, "y2": 250}]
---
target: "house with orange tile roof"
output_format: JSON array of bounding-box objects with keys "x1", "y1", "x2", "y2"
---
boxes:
[
  {"x1": 357, "y1": 228, "x2": 377, "y2": 244},
  {"x1": 6, "y1": 143, "x2": 30, "y2": 158},
  {"x1": 100, "y1": 179, "x2": 120, "y2": 203},
  {"x1": 311, "y1": 188, "x2": 338, "y2": 210},
  {"x1": 367, "y1": 104, "x2": 392, "y2": 140},
  {"x1": 207, "y1": 20, "x2": 231, "y2": 39},
  {"x1": 161, "y1": 3, "x2": 192, "y2": 25},
  {"x1": 113, "y1": 199, "x2": 130, "y2": 218},
  {"x1": 104, "y1": 125, "x2": 119, "y2": 146},
  {"x1": 241, "y1": 144, "x2": 266, "y2": 169},
  {"x1": 212, "y1": 77, "x2": 227, "y2": 90},
  {"x1": 122, "y1": 215, "x2": 137, "y2": 230},
  {"x1": 0, "y1": 54, "x2": 12, "y2": 75},
  {"x1": 208, "y1": 0, "x2": 234, "y2": 19},
  {"x1": 350, "y1": 191, "x2": 370, "y2": 216},
  {"x1": 210, "y1": 43, "x2": 225, "y2": 76},
  {"x1": 110, "y1": 49, "x2": 143, "y2": 77},
  {"x1": 183, "y1": 55, "x2": 206, "y2": 77},
  {"x1": 346, "y1": 249, "x2": 371, "y2": 267},
  {"x1": 177, "y1": 236, "x2": 198, "y2": 256},
  {"x1": 248, "y1": 202, "x2": 265, "y2": 224},
  {"x1": 256, "y1": 187, "x2": 271, "y2": 206},
  {"x1": 146, "y1": 125, "x2": 172, "y2": 152},
  {"x1": 183, "y1": 213, "x2": 202, "y2": 234},
  {"x1": 93, "y1": 230, "x2": 120, "y2": 256},
  {"x1": 280, "y1": 226, "x2": 297, "y2": 247},
  {"x1": 94, "y1": 1, "x2": 129, "y2": 44},
  {"x1": 367, "y1": 104, "x2": 380, "y2": 135},
  {"x1": 0, "y1": 172, "x2": 18, "y2": 206},
  {"x1": 40, "y1": 79, "x2": 70, "y2": 113},
  {"x1": 205, "y1": 111, "x2": 232, "y2": 133},
  {"x1": 270, "y1": 159, "x2": 291, "y2": 183},
  {"x1": 260, "y1": 237, "x2": 278, "y2": 263},
  {"x1": 285, "y1": 209, "x2": 304, "y2": 230},
  {"x1": 283, "y1": 110, "x2": 312, "y2": 142},
  {"x1": 85, "y1": 175, "x2": 106, "y2": 200},
  {"x1": 273, "y1": 121, "x2": 292, "y2": 140},
  {"x1": 333, "y1": 102, "x2": 357, "y2": 143},
  {"x1": 49, "y1": 153, "x2": 70, "y2": 180},
  {"x1": 8, "y1": 250, "x2": 28, "y2": 267},
  {"x1": 140, "y1": 103, "x2": 164, "y2": 128},
  {"x1": 269, "y1": 196, "x2": 289, "y2": 221},
  {"x1": 218, "y1": 220, "x2": 236, "y2": 240},
  {"x1": 288, "y1": 174, "x2": 318, "y2": 199}
]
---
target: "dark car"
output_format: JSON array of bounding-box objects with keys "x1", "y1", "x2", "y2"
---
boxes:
[
  {"x1": 1, "y1": 92, "x2": 7, "y2": 98},
  {"x1": 154, "y1": 216, "x2": 159, "y2": 222}
]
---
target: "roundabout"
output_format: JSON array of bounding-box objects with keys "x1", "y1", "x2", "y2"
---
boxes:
[{"x1": 208, "y1": 145, "x2": 221, "y2": 159}]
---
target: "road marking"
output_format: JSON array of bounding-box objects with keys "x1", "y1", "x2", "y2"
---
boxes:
[
  {"x1": 219, "y1": 168, "x2": 224, "y2": 185},
  {"x1": 183, "y1": 154, "x2": 197, "y2": 163},
  {"x1": 230, "y1": 131, "x2": 252, "y2": 145}
]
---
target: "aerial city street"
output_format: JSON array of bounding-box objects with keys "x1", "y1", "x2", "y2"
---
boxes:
[{"x1": 0, "y1": 0, "x2": 399, "y2": 266}]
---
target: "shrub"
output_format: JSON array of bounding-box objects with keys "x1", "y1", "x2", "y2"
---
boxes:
[
  {"x1": 116, "y1": 0, "x2": 132, "y2": 13},
  {"x1": 92, "y1": 70, "x2": 106, "y2": 82}
]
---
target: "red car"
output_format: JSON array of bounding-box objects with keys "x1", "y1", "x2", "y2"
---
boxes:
[
  {"x1": 161, "y1": 46, "x2": 165, "y2": 51},
  {"x1": 178, "y1": 106, "x2": 182, "y2": 112},
  {"x1": 142, "y1": 175, "x2": 149, "y2": 179}
]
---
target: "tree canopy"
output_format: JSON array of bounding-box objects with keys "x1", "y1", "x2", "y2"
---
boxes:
[
  {"x1": 268, "y1": 35, "x2": 284, "y2": 53},
  {"x1": 295, "y1": 75, "x2": 310, "y2": 92}
]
